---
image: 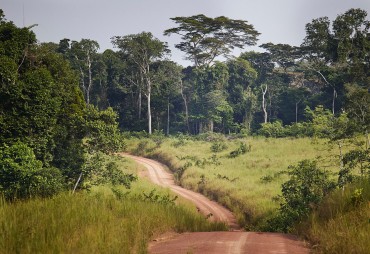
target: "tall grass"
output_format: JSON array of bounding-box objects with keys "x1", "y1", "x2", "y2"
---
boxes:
[
  {"x1": 0, "y1": 155, "x2": 226, "y2": 254},
  {"x1": 295, "y1": 178, "x2": 370, "y2": 253},
  {"x1": 126, "y1": 136, "x2": 340, "y2": 230}
]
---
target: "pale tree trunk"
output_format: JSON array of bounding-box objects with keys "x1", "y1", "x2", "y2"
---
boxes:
[
  {"x1": 332, "y1": 88, "x2": 337, "y2": 115},
  {"x1": 295, "y1": 99, "x2": 302, "y2": 123},
  {"x1": 166, "y1": 98, "x2": 170, "y2": 136},
  {"x1": 147, "y1": 84, "x2": 152, "y2": 134},
  {"x1": 73, "y1": 172, "x2": 83, "y2": 194},
  {"x1": 209, "y1": 120, "x2": 214, "y2": 132},
  {"x1": 180, "y1": 81, "x2": 190, "y2": 132},
  {"x1": 78, "y1": 66, "x2": 86, "y2": 103},
  {"x1": 261, "y1": 84, "x2": 268, "y2": 123},
  {"x1": 138, "y1": 88, "x2": 142, "y2": 120},
  {"x1": 86, "y1": 53, "x2": 92, "y2": 105}
]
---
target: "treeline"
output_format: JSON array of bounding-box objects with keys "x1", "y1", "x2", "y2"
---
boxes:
[
  {"x1": 33, "y1": 9, "x2": 369, "y2": 137},
  {"x1": 0, "y1": 10, "x2": 133, "y2": 200}
]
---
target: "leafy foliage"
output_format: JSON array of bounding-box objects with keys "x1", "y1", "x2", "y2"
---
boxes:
[
  {"x1": 228, "y1": 142, "x2": 250, "y2": 158},
  {"x1": 269, "y1": 160, "x2": 335, "y2": 232},
  {"x1": 164, "y1": 14, "x2": 260, "y2": 67},
  {"x1": 0, "y1": 142, "x2": 64, "y2": 200}
]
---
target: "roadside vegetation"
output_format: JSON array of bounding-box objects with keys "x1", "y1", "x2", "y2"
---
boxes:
[{"x1": 0, "y1": 156, "x2": 226, "y2": 254}]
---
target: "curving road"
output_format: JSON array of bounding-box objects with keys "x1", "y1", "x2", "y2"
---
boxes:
[{"x1": 121, "y1": 153, "x2": 309, "y2": 254}]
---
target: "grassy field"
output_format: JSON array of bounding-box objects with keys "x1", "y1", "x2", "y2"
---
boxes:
[
  {"x1": 126, "y1": 135, "x2": 341, "y2": 230},
  {"x1": 0, "y1": 155, "x2": 225, "y2": 254},
  {"x1": 295, "y1": 178, "x2": 370, "y2": 254}
]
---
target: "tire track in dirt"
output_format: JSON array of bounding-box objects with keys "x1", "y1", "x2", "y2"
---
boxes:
[
  {"x1": 121, "y1": 153, "x2": 309, "y2": 254},
  {"x1": 122, "y1": 153, "x2": 239, "y2": 229}
]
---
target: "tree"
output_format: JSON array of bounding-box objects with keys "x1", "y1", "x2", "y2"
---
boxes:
[
  {"x1": 164, "y1": 14, "x2": 260, "y2": 67},
  {"x1": 344, "y1": 83, "x2": 370, "y2": 147},
  {"x1": 260, "y1": 43, "x2": 299, "y2": 73},
  {"x1": 57, "y1": 38, "x2": 100, "y2": 105},
  {"x1": 300, "y1": 8, "x2": 370, "y2": 114},
  {"x1": 151, "y1": 60, "x2": 183, "y2": 135},
  {"x1": 226, "y1": 58, "x2": 257, "y2": 132},
  {"x1": 70, "y1": 39, "x2": 100, "y2": 105},
  {"x1": 112, "y1": 32, "x2": 169, "y2": 134},
  {"x1": 191, "y1": 62, "x2": 230, "y2": 133}
]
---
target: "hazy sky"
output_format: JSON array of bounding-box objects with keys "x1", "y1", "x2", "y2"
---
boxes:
[{"x1": 2, "y1": 0, "x2": 370, "y2": 66}]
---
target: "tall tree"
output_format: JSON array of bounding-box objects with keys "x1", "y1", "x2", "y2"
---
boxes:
[
  {"x1": 57, "y1": 39, "x2": 100, "y2": 105},
  {"x1": 151, "y1": 60, "x2": 183, "y2": 135},
  {"x1": 300, "y1": 8, "x2": 370, "y2": 114},
  {"x1": 226, "y1": 58, "x2": 257, "y2": 131},
  {"x1": 260, "y1": 43, "x2": 299, "y2": 73},
  {"x1": 164, "y1": 14, "x2": 260, "y2": 68},
  {"x1": 112, "y1": 32, "x2": 169, "y2": 134}
]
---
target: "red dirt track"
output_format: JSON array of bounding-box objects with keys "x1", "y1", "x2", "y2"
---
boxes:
[{"x1": 121, "y1": 153, "x2": 309, "y2": 254}]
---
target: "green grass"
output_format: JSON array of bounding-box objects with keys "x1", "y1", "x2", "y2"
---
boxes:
[
  {"x1": 295, "y1": 178, "x2": 370, "y2": 254},
  {"x1": 126, "y1": 136, "x2": 341, "y2": 230},
  {"x1": 0, "y1": 155, "x2": 226, "y2": 254}
]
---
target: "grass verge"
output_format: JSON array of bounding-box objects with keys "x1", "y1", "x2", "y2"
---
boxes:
[
  {"x1": 0, "y1": 155, "x2": 226, "y2": 254},
  {"x1": 295, "y1": 178, "x2": 370, "y2": 254}
]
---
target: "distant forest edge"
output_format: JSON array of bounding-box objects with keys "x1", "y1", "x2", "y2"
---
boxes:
[
  {"x1": 0, "y1": 8, "x2": 369, "y2": 200},
  {"x1": 1, "y1": 9, "x2": 368, "y2": 136}
]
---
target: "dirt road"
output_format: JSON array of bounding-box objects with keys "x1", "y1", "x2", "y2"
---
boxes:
[{"x1": 122, "y1": 153, "x2": 309, "y2": 254}]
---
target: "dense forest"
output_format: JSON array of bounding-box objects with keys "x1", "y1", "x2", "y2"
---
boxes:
[
  {"x1": 0, "y1": 7, "x2": 369, "y2": 198},
  {"x1": 49, "y1": 8, "x2": 369, "y2": 137}
]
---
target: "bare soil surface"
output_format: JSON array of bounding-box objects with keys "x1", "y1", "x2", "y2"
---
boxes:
[{"x1": 121, "y1": 153, "x2": 309, "y2": 254}]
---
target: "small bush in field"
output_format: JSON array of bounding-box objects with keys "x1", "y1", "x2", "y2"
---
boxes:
[
  {"x1": 228, "y1": 142, "x2": 250, "y2": 158},
  {"x1": 210, "y1": 142, "x2": 228, "y2": 153}
]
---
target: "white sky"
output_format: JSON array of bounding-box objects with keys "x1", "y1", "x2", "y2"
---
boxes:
[{"x1": 1, "y1": 0, "x2": 370, "y2": 66}]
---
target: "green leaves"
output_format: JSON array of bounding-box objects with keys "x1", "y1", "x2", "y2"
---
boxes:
[
  {"x1": 270, "y1": 160, "x2": 335, "y2": 232},
  {"x1": 85, "y1": 105, "x2": 125, "y2": 154},
  {"x1": 165, "y1": 14, "x2": 260, "y2": 67},
  {"x1": 0, "y1": 142, "x2": 64, "y2": 200}
]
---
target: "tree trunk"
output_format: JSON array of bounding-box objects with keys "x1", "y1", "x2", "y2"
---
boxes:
[
  {"x1": 86, "y1": 53, "x2": 92, "y2": 105},
  {"x1": 180, "y1": 81, "x2": 190, "y2": 132},
  {"x1": 295, "y1": 99, "x2": 301, "y2": 123},
  {"x1": 72, "y1": 172, "x2": 83, "y2": 194},
  {"x1": 167, "y1": 98, "x2": 170, "y2": 136},
  {"x1": 209, "y1": 120, "x2": 214, "y2": 132},
  {"x1": 138, "y1": 88, "x2": 142, "y2": 120},
  {"x1": 332, "y1": 87, "x2": 337, "y2": 115},
  {"x1": 261, "y1": 84, "x2": 268, "y2": 124},
  {"x1": 147, "y1": 89, "x2": 152, "y2": 134}
]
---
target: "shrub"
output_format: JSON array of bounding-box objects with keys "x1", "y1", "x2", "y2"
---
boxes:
[
  {"x1": 210, "y1": 142, "x2": 228, "y2": 153},
  {"x1": 268, "y1": 160, "x2": 336, "y2": 232},
  {"x1": 228, "y1": 142, "x2": 250, "y2": 158},
  {"x1": 258, "y1": 121, "x2": 285, "y2": 138},
  {"x1": 0, "y1": 142, "x2": 64, "y2": 200}
]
